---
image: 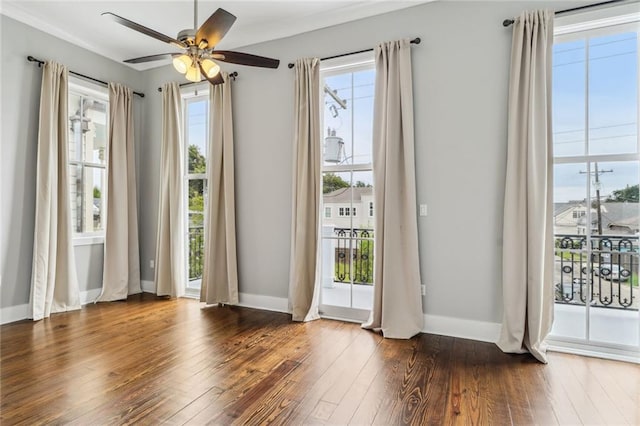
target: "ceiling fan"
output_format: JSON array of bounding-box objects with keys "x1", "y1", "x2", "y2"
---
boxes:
[{"x1": 103, "y1": 0, "x2": 280, "y2": 85}]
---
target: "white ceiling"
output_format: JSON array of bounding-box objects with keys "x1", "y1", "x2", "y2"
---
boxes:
[{"x1": 1, "y1": 0, "x2": 432, "y2": 70}]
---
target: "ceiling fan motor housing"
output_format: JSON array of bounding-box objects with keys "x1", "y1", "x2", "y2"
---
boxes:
[{"x1": 177, "y1": 29, "x2": 197, "y2": 46}]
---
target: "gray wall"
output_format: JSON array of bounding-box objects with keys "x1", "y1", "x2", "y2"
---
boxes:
[
  {"x1": 137, "y1": 1, "x2": 575, "y2": 324},
  {"x1": 0, "y1": 15, "x2": 144, "y2": 308},
  {"x1": 2, "y1": 2, "x2": 578, "y2": 325}
]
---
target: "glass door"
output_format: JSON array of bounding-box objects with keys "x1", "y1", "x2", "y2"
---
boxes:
[
  {"x1": 319, "y1": 56, "x2": 375, "y2": 321},
  {"x1": 184, "y1": 95, "x2": 209, "y2": 296},
  {"x1": 550, "y1": 20, "x2": 640, "y2": 357}
]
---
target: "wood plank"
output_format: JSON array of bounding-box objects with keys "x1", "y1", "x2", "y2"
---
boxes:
[{"x1": 2, "y1": 294, "x2": 638, "y2": 426}]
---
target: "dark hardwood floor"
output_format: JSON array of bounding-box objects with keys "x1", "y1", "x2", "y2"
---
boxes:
[{"x1": 1, "y1": 293, "x2": 638, "y2": 425}]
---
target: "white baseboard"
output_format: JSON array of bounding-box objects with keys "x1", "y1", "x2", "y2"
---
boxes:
[
  {"x1": 1, "y1": 288, "x2": 103, "y2": 325},
  {"x1": 141, "y1": 280, "x2": 155, "y2": 294},
  {"x1": 0, "y1": 304, "x2": 29, "y2": 325},
  {"x1": 80, "y1": 288, "x2": 102, "y2": 305},
  {"x1": 422, "y1": 313, "x2": 501, "y2": 343},
  {"x1": 237, "y1": 292, "x2": 290, "y2": 314}
]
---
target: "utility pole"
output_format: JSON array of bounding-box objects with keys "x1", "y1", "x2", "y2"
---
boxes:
[{"x1": 580, "y1": 163, "x2": 613, "y2": 235}]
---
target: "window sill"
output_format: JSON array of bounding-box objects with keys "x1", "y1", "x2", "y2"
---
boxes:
[{"x1": 73, "y1": 235, "x2": 105, "y2": 246}]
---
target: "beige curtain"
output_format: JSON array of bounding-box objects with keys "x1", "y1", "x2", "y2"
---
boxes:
[
  {"x1": 201, "y1": 73, "x2": 239, "y2": 305},
  {"x1": 362, "y1": 39, "x2": 423, "y2": 339},
  {"x1": 98, "y1": 83, "x2": 141, "y2": 301},
  {"x1": 288, "y1": 58, "x2": 321, "y2": 322},
  {"x1": 155, "y1": 82, "x2": 185, "y2": 297},
  {"x1": 497, "y1": 10, "x2": 554, "y2": 363},
  {"x1": 29, "y1": 61, "x2": 81, "y2": 320}
]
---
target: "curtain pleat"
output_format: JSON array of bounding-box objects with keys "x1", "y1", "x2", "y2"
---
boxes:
[
  {"x1": 362, "y1": 39, "x2": 423, "y2": 339},
  {"x1": 29, "y1": 61, "x2": 81, "y2": 320},
  {"x1": 497, "y1": 10, "x2": 554, "y2": 363},
  {"x1": 99, "y1": 83, "x2": 141, "y2": 301},
  {"x1": 288, "y1": 58, "x2": 322, "y2": 322},
  {"x1": 201, "y1": 73, "x2": 239, "y2": 305},
  {"x1": 155, "y1": 82, "x2": 185, "y2": 297}
]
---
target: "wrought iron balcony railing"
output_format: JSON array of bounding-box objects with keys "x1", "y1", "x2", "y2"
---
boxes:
[
  {"x1": 555, "y1": 233, "x2": 638, "y2": 310},
  {"x1": 332, "y1": 227, "x2": 374, "y2": 285},
  {"x1": 188, "y1": 226, "x2": 204, "y2": 281}
]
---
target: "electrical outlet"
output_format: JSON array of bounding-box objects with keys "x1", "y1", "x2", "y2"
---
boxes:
[
  {"x1": 421, "y1": 284, "x2": 426, "y2": 296},
  {"x1": 419, "y1": 204, "x2": 428, "y2": 216},
  {"x1": 149, "y1": 260, "x2": 155, "y2": 269}
]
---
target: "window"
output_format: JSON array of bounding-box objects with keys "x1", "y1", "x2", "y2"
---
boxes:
[
  {"x1": 320, "y1": 52, "x2": 375, "y2": 319},
  {"x1": 337, "y1": 207, "x2": 356, "y2": 217},
  {"x1": 551, "y1": 7, "x2": 639, "y2": 354},
  {"x1": 325, "y1": 207, "x2": 332, "y2": 218},
  {"x1": 68, "y1": 80, "x2": 108, "y2": 239},
  {"x1": 183, "y1": 90, "x2": 209, "y2": 294}
]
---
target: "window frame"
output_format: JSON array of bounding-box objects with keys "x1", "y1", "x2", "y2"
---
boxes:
[
  {"x1": 549, "y1": 9, "x2": 640, "y2": 359},
  {"x1": 182, "y1": 85, "x2": 210, "y2": 298},
  {"x1": 319, "y1": 52, "x2": 375, "y2": 322},
  {"x1": 68, "y1": 78, "x2": 109, "y2": 244}
]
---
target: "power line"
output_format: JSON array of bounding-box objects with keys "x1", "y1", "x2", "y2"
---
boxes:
[
  {"x1": 553, "y1": 123, "x2": 637, "y2": 135},
  {"x1": 553, "y1": 51, "x2": 636, "y2": 67},
  {"x1": 554, "y1": 133, "x2": 637, "y2": 145},
  {"x1": 553, "y1": 36, "x2": 636, "y2": 54}
]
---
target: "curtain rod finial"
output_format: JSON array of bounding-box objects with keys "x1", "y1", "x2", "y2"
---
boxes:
[
  {"x1": 503, "y1": 19, "x2": 515, "y2": 27},
  {"x1": 288, "y1": 63, "x2": 294, "y2": 69}
]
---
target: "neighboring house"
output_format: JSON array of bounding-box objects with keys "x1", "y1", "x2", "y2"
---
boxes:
[
  {"x1": 554, "y1": 201, "x2": 640, "y2": 236},
  {"x1": 322, "y1": 187, "x2": 374, "y2": 230}
]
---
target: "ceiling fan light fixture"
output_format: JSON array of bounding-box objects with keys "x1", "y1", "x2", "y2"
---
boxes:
[
  {"x1": 185, "y1": 63, "x2": 202, "y2": 82},
  {"x1": 173, "y1": 54, "x2": 192, "y2": 74},
  {"x1": 201, "y1": 59, "x2": 220, "y2": 78}
]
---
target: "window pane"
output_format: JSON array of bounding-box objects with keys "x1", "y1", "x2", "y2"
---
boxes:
[
  {"x1": 86, "y1": 166, "x2": 105, "y2": 233},
  {"x1": 352, "y1": 69, "x2": 374, "y2": 165},
  {"x1": 323, "y1": 74, "x2": 352, "y2": 166},
  {"x1": 84, "y1": 99, "x2": 108, "y2": 164},
  {"x1": 588, "y1": 32, "x2": 638, "y2": 155},
  {"x1": 68, "y1": 92, "x2": 83, "y2": 162},
  {"x1": 69, "y1": 164, "x2": 83, "y2": 233},
  {"x1": 187, "y1": 100, "x2": 208, "y2": 173},
  {"x1": 188, "y1": 178, "x2": 205, "y2": 285},
  {"x1": 553, "y1": 40, "x2": 586, "y2": 157}
]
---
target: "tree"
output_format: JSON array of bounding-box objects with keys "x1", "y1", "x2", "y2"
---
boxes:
[
  {"x1": 93, "y1": 186, "x2": 101, "y2": 199},
  {"x1": 323, "y1": 173, "x2": 350, "y2": 194},
  {"x1": 189, "y1": 144, "x2": 206, "y2": 173},
  {"x1": 188, "y1": 145, "x2": 206, "y2": 226},
  {"x1": 607, "y1": 184, "x2": 639, "y2": 203},
  {"x1": 354, "y1": 181, "x2": 372, "y2": 188}
]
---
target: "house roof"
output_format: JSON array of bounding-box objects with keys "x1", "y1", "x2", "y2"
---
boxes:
[{"x1": 323, "y1": 187, "x2": 372, "y2": 204}]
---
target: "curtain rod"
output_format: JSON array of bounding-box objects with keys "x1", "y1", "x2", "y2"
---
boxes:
[
  {"x1": 287, "y1": 37, "x2": 421, "y2": 69},
  {"x1": 156, "y1": 71, "x2": 238, "y2": 92},
  {"x1": 27, "y1": 56, "x2": 145, "y2": 98},
  {"x1": 502, "y1": 0, "x2": 627, "y2": 26}
]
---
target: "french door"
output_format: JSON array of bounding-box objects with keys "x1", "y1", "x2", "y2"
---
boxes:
[
  {"x1": 550, "y1": 17, "x2": 640, "y2": 359},
  {"x1": 183, "y1": 94, "x2": 209, "y2": 296},
  {"x1": 319, "y1": 54, "x2": 375, "y2": 321}
]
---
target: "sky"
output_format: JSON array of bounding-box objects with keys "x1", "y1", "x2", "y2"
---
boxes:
[
  {"x1": 553, "y1": 29, "x2": 638, "y2": 203},
  {"x1": 184, "y1": 27, "x2": 639, "y2": 201}
]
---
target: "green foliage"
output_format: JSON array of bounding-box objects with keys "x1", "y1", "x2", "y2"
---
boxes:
[
  {"x1": 354, "y1": 181, "x2": 372, "y2": 188},
  {"x1": 188, "y1": 145, "x2": 206, "y2": 227},
  {"x1": 607, "y1": 184, "x2": 639, "y2": 203},
  {"x1": 323, "y1": 173, "x2": 350, "y2": 194},
  {"x1": 93, "y1": 186, "x2": 101, "y2": 199},
  {"x1": 189, "y1": 144, "x2": 206, "y2": 173}
]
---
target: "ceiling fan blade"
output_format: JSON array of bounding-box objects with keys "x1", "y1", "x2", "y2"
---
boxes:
[
  {"x1": 124, "y1": 53, "x2": 178, "y2": 64},
  {"x1": 199, "y1": 63, "x2": 225, "y2": 86},
  {"x1": 212, "y1": 50, "x2": 280, "y2": 69},
  {"x1": 102, "y1": 12, "x2": 186, "y2": 48},
  {"x1": 196, "y1": 8, "x2": 237, "y2": 48}
]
